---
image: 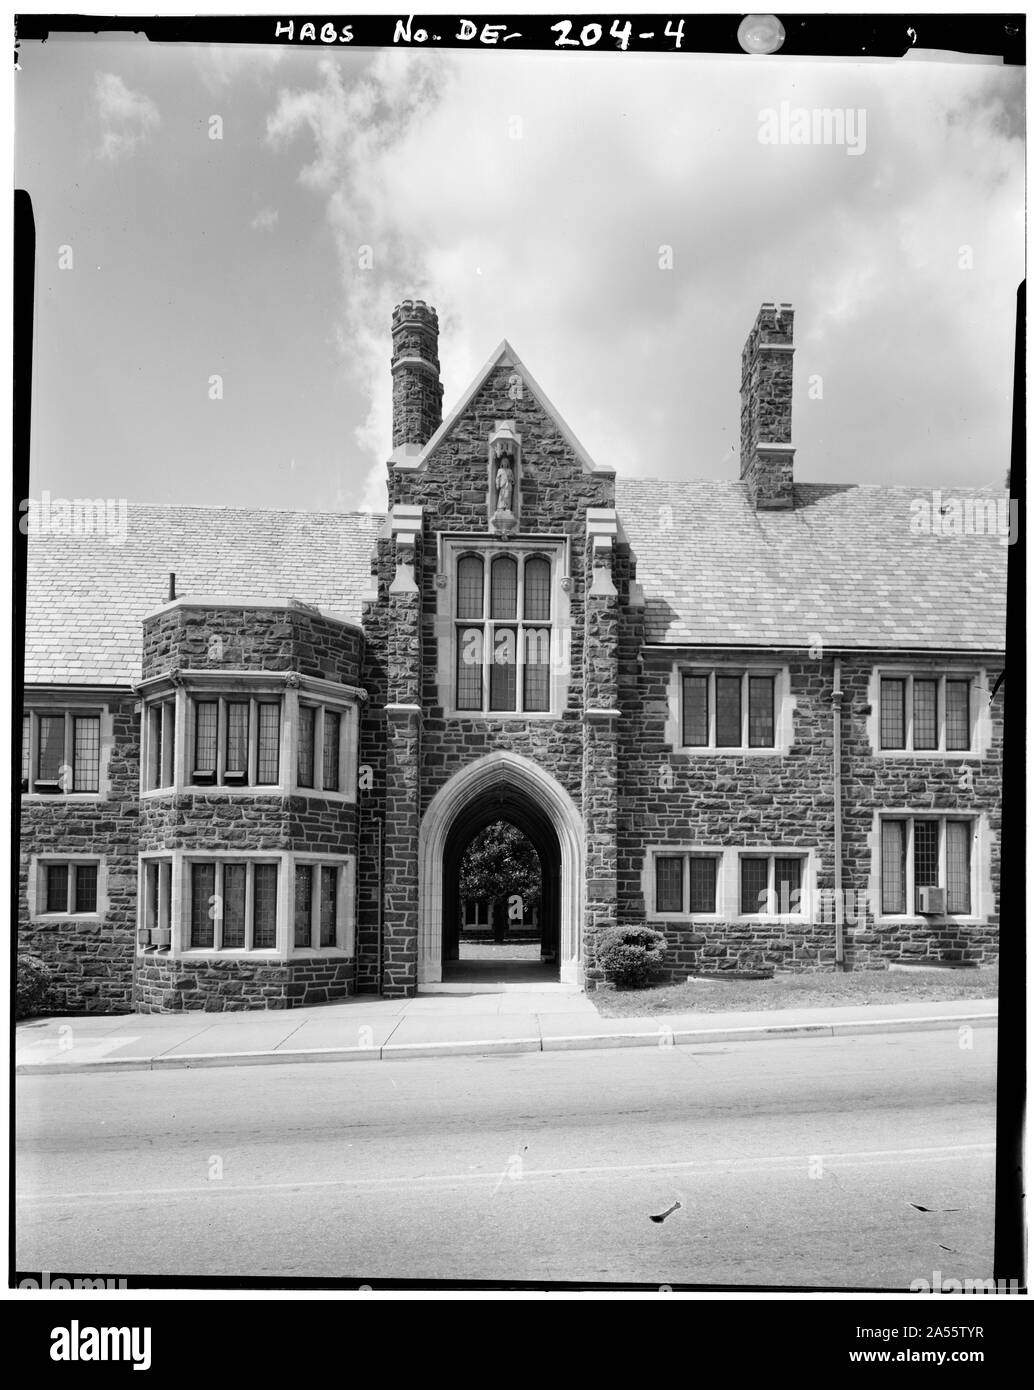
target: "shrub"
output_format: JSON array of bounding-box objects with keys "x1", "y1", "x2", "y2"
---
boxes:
[
  {"x1": 17, "y1": 954, "x2": 53, "y2": 1020},
  {"x1": 595, "y1": 925, "x2": 667, "y2": 988}
]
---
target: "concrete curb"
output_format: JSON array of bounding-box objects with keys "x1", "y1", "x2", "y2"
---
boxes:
[{"x1": 15, "y1": 1011, "x2": 998, "y2": 1076}]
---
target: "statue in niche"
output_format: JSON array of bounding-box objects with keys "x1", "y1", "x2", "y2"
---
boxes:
[
  {"x1": 496, "y1": 453, "x2": 514, "y2": 512},
  {"x1": 490, "y1": 435, "x2": 519, "y2": 533}
]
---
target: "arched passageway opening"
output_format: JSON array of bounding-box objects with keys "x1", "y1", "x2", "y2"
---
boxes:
[
  {"x1": 446, "y1": 807, "x2": 558, "y2": 982},
  {"x1": 418, "y1": 753, "x2": 584, "y2": 986}
]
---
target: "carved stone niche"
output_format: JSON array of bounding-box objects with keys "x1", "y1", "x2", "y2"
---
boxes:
[{"x1": 488, "y1": 421, "x2": 521, "y2": 535}]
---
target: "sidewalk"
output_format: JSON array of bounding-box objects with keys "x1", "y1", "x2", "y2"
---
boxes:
[{"x1": 14, "y1": 991, "x2": 998, "y2": 1076}]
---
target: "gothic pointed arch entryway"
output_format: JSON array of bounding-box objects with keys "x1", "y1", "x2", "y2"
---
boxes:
[{"x1": 418, "y1": 752, "x2": 584, "y2": 986}]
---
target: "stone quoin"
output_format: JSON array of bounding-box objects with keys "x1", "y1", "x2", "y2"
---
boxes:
[{"x1": 20, "y1": 302, "x2": 1006, "y2": 1012}]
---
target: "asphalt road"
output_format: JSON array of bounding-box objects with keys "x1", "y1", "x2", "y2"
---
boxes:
[{"x1": 16, "y1": 1027, "x2": 996, "y2": 1288}]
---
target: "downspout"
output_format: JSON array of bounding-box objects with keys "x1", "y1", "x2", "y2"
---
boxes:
[
  {"x1": 832, "y1": 657, "x2": 845, "y2": 970},
  {"x1": 376, "y1": 816, "x2": 384, "y2": 994}
]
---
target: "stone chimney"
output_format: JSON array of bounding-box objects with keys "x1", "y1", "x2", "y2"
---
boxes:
[
  {"x1": 740, "y1": 302, "x2": 795, "y2": 510},
  {"x1": 391, "y1": 299, "x2": 443, "y2": 452}
]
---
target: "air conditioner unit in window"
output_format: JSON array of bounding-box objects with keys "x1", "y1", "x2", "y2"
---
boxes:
[{"x1": 917, "y1": 886, "x2": 945, "y2": 915}]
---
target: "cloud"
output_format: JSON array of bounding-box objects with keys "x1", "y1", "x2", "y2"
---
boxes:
[
  {"x1": 191, "y1": 44, "x2": 285, "y2": 93},
  {"x1": 266, "y1": 52, "x2": 1023, "y2": 510},
  {"x1": 250, "y1": 207, "x2": 279, "y2": 231},
  {"x1": 94, "y1": 72, "x2": 160, "y2": 161}
]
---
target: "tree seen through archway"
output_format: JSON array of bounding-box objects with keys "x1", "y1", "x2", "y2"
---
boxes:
[{"x1": 459, "y1": 820, "x2": 541, "y2": 943}]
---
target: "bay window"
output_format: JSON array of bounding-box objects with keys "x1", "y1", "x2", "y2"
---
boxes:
[
  {"x1": 190, "y1": 696, "x2": 281, "y2": 787},
  {"x1": 187, "y1": 859, "x2": 279, "y2": 950},
  {"x1": 293, "y1": 861, "x2": 349, "y2": 950},
  {"x1": 145, "y1": 700, "x2": 176, "y2": 790},
  {"x1": 296, "y1": 702, "x2": 346, "y2": 793},
  {"x1": 139, "y1": 675, "x2": 358, "y2": 798},
  {"x1": 138, "y1": 853, "x2": 356, "y2": 956}
]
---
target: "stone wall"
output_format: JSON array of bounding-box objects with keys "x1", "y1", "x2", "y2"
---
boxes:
[
  {"x1": 18, "y1": 694, "x2": 139, "y2": 1014},
  {"x1": 135, "y1": 952, "x2": 353, "y2": 1012},
  {"x1": 355, "y1": 571, "x2": 390, "y2": 994},
  {"x1": 614, "y1": 623, "x2": 1003, "y2": 977},
  {"x1": 142, "y1": 603, "x2": 363, "y2": 685},
  {"x1": 139, "y1": 794, "x2": 357, "y2": 855}
]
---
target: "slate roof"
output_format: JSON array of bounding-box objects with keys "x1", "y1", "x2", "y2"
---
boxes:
[
  {"x1": 23, "y1": 482, "x2": 1008, "y2": 687},
  {"x1": 617, "y1": 479, "x2": 1009, "y2": 652},
  {"x1": 23, "y1": 505, "x2": 383, "y2": 687}
]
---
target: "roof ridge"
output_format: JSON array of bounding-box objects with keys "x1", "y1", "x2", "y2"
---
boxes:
[
  {"x1": 112, "y1": 502, "x2": 388, "y2": 519},
  {"x1": 618, "y1": 476, "x2": 1007, "y2": 494}
]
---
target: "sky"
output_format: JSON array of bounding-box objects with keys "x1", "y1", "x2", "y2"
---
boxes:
[{"x1": 14, "y1": 32, "x2": 1024, "y2": 517}]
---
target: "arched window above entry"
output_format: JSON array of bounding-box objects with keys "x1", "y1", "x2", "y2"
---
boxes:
[
  {"x1": 524, "y1": 556, "x2": 551, "y2": 621},
  {"x1": 490, "y1": 555, "x2": 518, "y2": 620},
  {"x1": 456, "y1": 554, "x2": 484, "y2": 620},
  {"x1": 439, "y1": 538, "x2": 569, "y2": 717}
]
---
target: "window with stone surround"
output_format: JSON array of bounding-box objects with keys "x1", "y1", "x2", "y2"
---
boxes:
[
  {"x1": 22, "y1": 709, "x2": 103, "y2": 795},
  {"x1": 189, "y1": 695, "x2": 281, "y2": 787},
  {"x1": 139, "y1": 676, "x2": 359, "y2": 799},
  {"x1": 292, "y1": 860, "x2": 353, "y2": 951},
  {"x1": 455, "y1": 550, "x2": 553, "y2": 713},
  {"x1": 739, "y1": 854, "x2": 804, "y2": 916},
  {"x1": 144, "y1": 699, "x2": 176, "y2": 791},
  {"x1": 140, "y1": 853, "x2": 356, "y2": 956},
  {"x1": 876, "y1": 673, "x2": 974, "y2": 753},
  {"x1": 654, "y1": 854, "x2": 719, "y2": 914},
  {"x1": 645, "y1": 846, "x2": 811, "y2": 920},
  {"x1": 186, "y1": 858, "x2": 280, "y2": 951},
  {"x1": 438, "y1": 537, "x2": 568, "y2": 718},
  {"x1": 296, "y1": 703, "x2": 346, "y2": 793},
  {"x1": 677, "y1": 668, "x2": 785, "y2": 751},
  {"x1": 140, "y1": 858, "x2": 173, "y2": 941},
  {"x1": 878, "y1": 815, "x2": 974, "y2": 916},
  {"x1": 29, "y1": 856, "x2": 105, "y2": 918}
]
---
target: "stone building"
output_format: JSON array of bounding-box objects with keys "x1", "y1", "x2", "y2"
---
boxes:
[{"x1": 20, "y1": 301, "x2": 1007, "y2": 1012}]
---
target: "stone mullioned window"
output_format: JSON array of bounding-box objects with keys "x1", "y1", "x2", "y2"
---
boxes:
[
  {"x1": 874, "y1": 812, "x2": 985, "y2": 919},
  {"x1": 138, "y1": 672, "x2": 360, "y2": 801},
  {"x1": 645, "y1": 845, "x2": 813, "y2": 922},
  {"x1": 138, "y1": 851, "x2": 355, "y2": 957},
  {"x1": 27, "y1": 855, "x2": 107, "y2": 919},
  {"x1": 22, "y1": 707, "x2": 109, "y2": 795},
  {"x1": 434, "y1": 536, "x2": 571, "y2": 718},
  {"x1": 662, "y1": 663, "x2": 794, "y2": 754},
  {"x1": 871, "y1": 668, "x2": 983, "y2": 755}
]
